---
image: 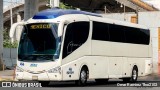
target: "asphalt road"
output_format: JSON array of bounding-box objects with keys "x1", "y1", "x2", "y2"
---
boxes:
[
  {"x1": 0, "y1": 74, "x2": 160, "y2": 90},
  {"x1": 0, "y1": 80, "x2": 160, "y2": 90}
]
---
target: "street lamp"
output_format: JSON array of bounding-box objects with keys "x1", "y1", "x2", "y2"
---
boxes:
[
  {"x1": 120, "y1": 3, "x2": 126, "y2": 21},
  {"x1": 10, "y1": 0, "x2": 14, "y2": 43}
]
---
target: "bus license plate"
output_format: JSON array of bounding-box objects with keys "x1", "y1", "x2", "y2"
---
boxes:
[{"x1": 32, "y1": 76, "x2": 38, "y2": 80}]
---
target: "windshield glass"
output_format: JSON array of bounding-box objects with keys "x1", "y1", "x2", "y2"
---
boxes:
[{"x1": 18, "y1": 23, "x2": 61, "y2": 61}]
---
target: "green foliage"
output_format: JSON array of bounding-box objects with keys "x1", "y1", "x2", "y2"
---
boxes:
[
  {"x1": 3, "y1": 40, "x2": 18, "y2": 48},
  {"x1": 47, "y1": 0, "x2": 74, "y2": 9},
  {"x1": 3, "y1": 28, "x2": 9, "y2": 40},
  {"x1": 3, "y1": 29, "x2": 18, "y2": 48},
  {"x1": 59, "y1": 2, "x2": 74, "y2": 9}
]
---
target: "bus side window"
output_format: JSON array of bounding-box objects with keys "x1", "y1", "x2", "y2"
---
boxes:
[
  {"x1": 92, "y1": 21, "x2": 109, "y2": 41},
  {"x1": 108, "y1": 24, "x2": 125, "y2": 43},
  {"x1": 62, "y1": 22, "x2": 89, "y2": 59}
]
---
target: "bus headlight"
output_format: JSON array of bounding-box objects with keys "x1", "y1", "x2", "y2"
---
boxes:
[
  {"x1": 16, "y1": 66, "x2": 24, "y2": 72},
  {"x1": 48, "y1": 66, "x2": 61, "y2": 73}
]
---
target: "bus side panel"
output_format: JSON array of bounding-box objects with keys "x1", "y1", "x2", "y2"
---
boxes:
[
  {"x1": 122, "y1": 57, "x2": 132, "y2": 78},
  {"x1": 87, "y1": 56, "x2": 109, "y2": 79},
  {"x1": 61, "y1": 56, "x2": 109, "y2": 81},
  {"x1": 108, "y1": 57, "x2": 123, "y2": 78},
  {"x1": 144, "y1": 59, "x2": 152, "y2": 75},
  {"x1": 127, "y1": 58, "x2": 150, "y2": 77}
]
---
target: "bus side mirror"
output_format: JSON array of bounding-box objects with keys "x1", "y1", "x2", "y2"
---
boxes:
[
  {"x1": 9, "y1": 22, "x2": 25, "y2": 42},
  {"x1": 58, "y1": 20, "x2": 69, "y2": 37}
]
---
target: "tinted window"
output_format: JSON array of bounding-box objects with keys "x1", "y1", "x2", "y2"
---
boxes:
[
  {"x1": 108, "y1": 24, "x2": 125, "y2": 42},
  {"x1": 91, "y1": 21, "x2": 150, "y2": 45},
  {"x1": 125, "y1": 27, "x2": 150, "y2": 45},
  {"x1": 92, "y1": 22, "x2": 109, "y2": 41},
  {"x1": 63, "y1": 22, "x2": 89, "y2": 59},
  {"x1": 18, "y1": 23, "x2": 60, "y2": 61}
]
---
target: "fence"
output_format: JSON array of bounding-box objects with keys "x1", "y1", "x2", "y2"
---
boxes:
[{"x1": 3, "y1": 48, "x2": 17, "y2": 69}]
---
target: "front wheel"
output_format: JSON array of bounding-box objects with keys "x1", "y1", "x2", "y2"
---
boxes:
[{"x1": 75, "y1": 67, "x2": 88, "y2": 86}]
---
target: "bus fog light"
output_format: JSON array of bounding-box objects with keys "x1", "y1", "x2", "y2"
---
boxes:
[{"x1": 48, "y1": 66, "x2": 61, "y2": 73}]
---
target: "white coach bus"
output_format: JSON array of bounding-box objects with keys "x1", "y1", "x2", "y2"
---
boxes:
[{"x1": 10, "y1": 9, "x2": 152, "y2": 86}]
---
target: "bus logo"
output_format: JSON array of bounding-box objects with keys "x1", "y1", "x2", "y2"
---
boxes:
[
  {"x1": 30, "y1": 64, "x2": 37, "y2": 67},
  {"x1": 67, "y1": 68, "x2": 74, "y2": 74},
  {"x1": 20, "y1": 62, "x2": 24, "y2": 66}
]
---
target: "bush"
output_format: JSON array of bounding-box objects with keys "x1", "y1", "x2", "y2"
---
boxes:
[
  {"x1": 59, "y1": 2, "x2": 75, "y2": 9},
  {"x1": 3, "y1": 28, "x2": 18, "y2": 48},
  {"x1": 3, "y1": 40, "x2": 18, "y2": 48}
]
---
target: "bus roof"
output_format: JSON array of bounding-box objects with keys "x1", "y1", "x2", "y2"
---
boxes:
[
  {"x1": 31, "y1": 9, "x2": 148, "y2": 30},
  {"x1": 33, "y1": 8, "x2": 102, "y2": 19}
]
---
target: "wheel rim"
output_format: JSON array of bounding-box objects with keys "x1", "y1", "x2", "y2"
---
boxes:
[
  {"x1": 81, "y1": 70, "x2": 87, "y2": 83},
  {"x1": 132, "y1": 70, "x2": 137, "y2": 80}
]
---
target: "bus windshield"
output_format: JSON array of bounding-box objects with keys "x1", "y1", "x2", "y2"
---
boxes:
[{"x1": 18, "y1": 23, "x2": 61, "y2": 61}]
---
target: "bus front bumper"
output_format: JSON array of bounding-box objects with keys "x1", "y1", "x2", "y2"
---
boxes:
[{"x1": 16, "y1": 72, "x2": 62, "y2": 81}]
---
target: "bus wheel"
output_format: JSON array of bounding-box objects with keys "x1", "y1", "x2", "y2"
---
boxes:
[
  {"x1": 123, "y1": 66, "x2": 138, "y2": 82},
  {"x1": 95, "y1": 79, "x2": 108, "y2": 84},
  {"x1": 39, "y1": 81, "x2": 50, "y2": 87},
  {"x1": 75, "y1": 67, "x2": 88, "y2": 86},
  {"x1": 130, "y1": 66, "x2": 138, "y2": 82}
]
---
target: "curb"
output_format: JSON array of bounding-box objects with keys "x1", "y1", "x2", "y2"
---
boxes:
[{"x1": 0, "y1": 76, "x2": 14, "y2": 81}]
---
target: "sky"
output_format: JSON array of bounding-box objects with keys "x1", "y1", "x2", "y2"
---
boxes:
[
  {"x1": 3, "y1": 0, "x2": 160, "y2": 10},
  {"x1": 142, "y1": 0, "x2": 160, "y2": 9},
  {"x1": 3, "y1": 0, "x2": 24, "y2": 9}
]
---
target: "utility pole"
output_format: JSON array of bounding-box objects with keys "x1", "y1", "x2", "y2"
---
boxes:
[
  {"x1": 50, "y1": 0, "x2": 60, "y2": 8},
  {"x1": 24, "y1": 0, "x2": 39, "y2": 21},
  {"x1": 10, "y1": 0, "x2": 14, "y2": 42},
  {"x1": 10, "y1": 0, "x2": 13, "y2": 26},
  {"x1": 0, "y1": 0, "x2": 4, "y2": 70}
]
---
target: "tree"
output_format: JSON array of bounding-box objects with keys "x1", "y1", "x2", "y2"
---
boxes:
[
  {"x1": 47, "y1": 0, "x2": 74, "y2": 9},
  {"x1": 59, "y1": 2, "x2": 74, "y2": 9}
]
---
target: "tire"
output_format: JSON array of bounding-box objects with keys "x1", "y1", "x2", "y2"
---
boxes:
[
  {"x1": 130, "y1": 66, "x2": 138, "y2": 82},
  {"x1": 95, "y1": 79, "x2": 108, "y2": 84},
  {"x1": 123, "y1": 66, "x2": 138, "y2": 82},
  {"x1": 75, "y1": 67, "x2": 88, "y2": 86},
  {"x1": 39, "y1": 81, "x2": 50, "y2": 87}
]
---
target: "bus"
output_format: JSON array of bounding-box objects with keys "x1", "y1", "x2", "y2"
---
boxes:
[{"x1": 10, "y1": 9, "x2": 152, "y2": 86}]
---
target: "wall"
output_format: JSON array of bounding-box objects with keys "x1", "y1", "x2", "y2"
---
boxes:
[
  {"x1": 3, "y1": 48, "x2": 17, "y2": 68},
  {"x1": 102, "y1": 13, "x2": 136, "y2": 22},
  {"x1": 138, "y1": 11, "x2": 160, "y2": 73}
]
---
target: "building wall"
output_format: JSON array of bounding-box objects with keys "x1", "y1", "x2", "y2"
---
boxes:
[
  {"x1": 3, "y1": 48, "x2": 17, "y2": 68},
  {"x1": 102, "y1": 13, "x2": 136, "y2": 23},
  {"x1": 138, "y1": 11, "x2": 160, "y2": 73}
]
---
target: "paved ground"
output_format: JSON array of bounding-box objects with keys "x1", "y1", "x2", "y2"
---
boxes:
[
  {"x1": 0, "y1": 70, "x2": 14, "y2": 81},
  {"x1": 0, "y1": 70, "x2": 160, "y2": 90},
  {"x1": 0, "y1": 70, "x2": 159, "y2": 81}
]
